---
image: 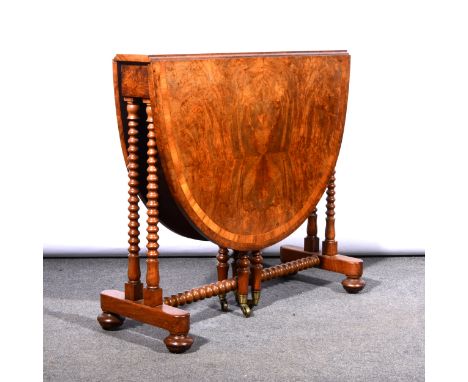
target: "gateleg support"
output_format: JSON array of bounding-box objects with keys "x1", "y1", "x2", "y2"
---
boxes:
[
  {"x1": 280, "y1": 245, "x2": 365, "y2": 293},
  {"x1": 279, "y1": 170, "x2": 366, "y2": 293},
  {"x1": 216, "y1": 247, "x2": 230, "y2": 312},
  {"x1": 98, "y1": 290, "x2": 193, "y2": 353},
  {"x1": 236, "y1": 251, "x2": 251, "y2": 317},
  {"x1": 249, "y1": 250, "x2": 263, "y2": 307}
]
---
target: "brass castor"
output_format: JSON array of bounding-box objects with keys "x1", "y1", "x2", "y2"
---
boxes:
[
  {"x1": 342, "y1": 277, "x2": 366, "y2": 294},
  {"x1": 164, "y1": 333, "x2": 194, "y2": 354},
  {"x1": 219, "y1": 294, "x2": 229, "y2": 312},
  {"x1": 248, "y1": 291, "x2": 261, "y2": 307},
  {"x1": 97, "y1": 311, "x2": 125, "y2": 330},
  {"x1": 238, "y1": 294, "x2": 252, "y2": 317}
]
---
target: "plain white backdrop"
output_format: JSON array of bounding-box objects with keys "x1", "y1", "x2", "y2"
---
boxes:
[{"x1": 2, "y1": 1, "x2": 467, "y2": 380}]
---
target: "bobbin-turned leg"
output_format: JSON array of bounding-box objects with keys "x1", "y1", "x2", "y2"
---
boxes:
[
  {"x1": 322, "y1": 171, "x2": 338, "y2": 256},
  {"x1": 280, "y1": 170, "x2": 365, "y2": 293},
  {"x1": 249, "y1": 250, "x2": 263, "y2": 306},
  {"x1": 142, "y1": 99, "x2": 163, "y2": 307},
  {"x1": 98, "y1": 98, "x2": 193, "y2": 354},
  {"x1": 322, "y1": 171, "x2": 365, "y2": 292},
  {"x1": 237, "y1": 251, "x2": 251, "y2": 317},
  {"x1": 143, "y1": 100, "x2": 194, "y2": 352},
  {"x1": 216, "y1": 247, "x2": 230, "y2": 311},
  {"x1": 98, "y1": 97, "x2": 141, "y2": 331},
  {"x1": 124, "y1": 97, "x2": 143, "y2": 301}
]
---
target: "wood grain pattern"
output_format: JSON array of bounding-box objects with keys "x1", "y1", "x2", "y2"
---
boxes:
[
  {"x1": 114, "y1": 60, "x2": 207, "y2": 242},
  {"x1": 148, "y1": 50, "x2": 348, "y2": 61},
  {"x1": 149, "y1": 52, "x2": 350, "y2": 250},
  {"x1": 121, "y1": 64, "x2": 150, "y2": 98}
]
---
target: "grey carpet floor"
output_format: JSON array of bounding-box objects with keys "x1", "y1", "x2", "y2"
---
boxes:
[{"x1": 44, "y1": 257, "x2": 424, "y2": 382}]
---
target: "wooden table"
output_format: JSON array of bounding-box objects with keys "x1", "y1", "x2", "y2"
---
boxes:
[{"x1": 98, "y1": 51, "x2": 365, "y2": 353}]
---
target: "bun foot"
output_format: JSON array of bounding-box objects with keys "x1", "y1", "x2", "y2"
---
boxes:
[
  {"x1": 97, "y1": 311, "x2": 125, "y2": 330},
  {"x1": 342, "y1": 277, "x2": 366, "y2": 294},
  {"x1": 164, "y1": 333, "x2": 194, "y2": 354}
]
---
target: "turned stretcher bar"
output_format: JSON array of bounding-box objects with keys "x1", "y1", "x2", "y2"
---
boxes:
[{"x1": 164, "y1": 255, "x2": 320, "y2": 308}]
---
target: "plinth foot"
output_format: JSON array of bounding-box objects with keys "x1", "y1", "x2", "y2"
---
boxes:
[
  {"x1": 164, "y1": 333, "x2": 194, "y2": 354},
  {"x1": 97, "y1": 311, "x2": 125, "y2": 330},
  {"x1": 342, "y1": 277, "x2": 366, "y2": 294},
  {"x1": 100, "y1": 290, "x2": 192, "y2": 353},
  {"x1": 280, "y1": 246, "x2": 365, "y2": 294}
]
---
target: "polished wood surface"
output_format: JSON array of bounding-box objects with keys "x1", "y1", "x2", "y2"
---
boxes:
[
  {"x1": 100, "y1": 290, "x2": 193, "y2": 353},
  {"x1": 149, "y1": 52, "x2": 350, "y2": 250},
  {"x1": 114, "y1": 51, "x2": 350, "y2": 250},
  {"x1": 304, "y1": 207, "x2": 320, "y2": 252},
  {"x1": 280, "y1": 245, "x2": 365, "y2": 293},
  {"x1": 216, "y1": 247, "x2": 230, "y2": 311},
  {"x1": 113, "y1": 62, "x2": 206, "y2": 241},
  {"x1": 164, "y1": 277, "x2": 238, "y2": 307},
  {"x1": 143, "y1": 99, "x2": 163, "y2": 307},
  {"x1": 163, "y1": 255, "x2": 320, "y2": 308},
  {"x1": 97, "y1": 311, "x2": 125, "y2": 330},
  {"x1": 123, "y1": 97, "x2": 143, "y2": 301},
  {"x1": 250, "y1": 250, "x2": 263, "y2": 293},
  {"x1": 99, "y1": 51, "x2": 365, "y2": 354},
  {"x1": 323, "y1": 171, "x2": 338, "y2": 256},
  {"x1": 216, "y1": 247, "x2": 230, "y2": 281}
]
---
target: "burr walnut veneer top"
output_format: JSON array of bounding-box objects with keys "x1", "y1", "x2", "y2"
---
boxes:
[{"x1": 114, "y1": 51, "x2": 350, "y2": 250}]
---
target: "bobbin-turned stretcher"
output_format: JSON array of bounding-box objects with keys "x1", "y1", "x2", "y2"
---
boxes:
[{"x1": 97, "y1": 51, "x2": 365, "y2": 353}]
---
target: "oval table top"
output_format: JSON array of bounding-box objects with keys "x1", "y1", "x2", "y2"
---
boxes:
[{"x1": 126, "y1": 51, "x2": 350, "y2": 251}]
